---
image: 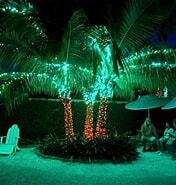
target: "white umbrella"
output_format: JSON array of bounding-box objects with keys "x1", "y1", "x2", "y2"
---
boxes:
[
  {"x1": 125, "y1": 95, "x2": 170, "y2": 119},
  {"x1": 162, "y1": 98, "x2": 176, "y2": 110}
]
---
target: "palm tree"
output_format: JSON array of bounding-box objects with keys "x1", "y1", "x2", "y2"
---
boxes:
[
  {"x1": 53, "y1": 9, "x2": 92, "y2": 139},
  {"x1": 0, "y1": 1, "x2": 93, "y2": 139},
  {"x1": 84, "y1": 0, "x2": 176, "y2": 137}
]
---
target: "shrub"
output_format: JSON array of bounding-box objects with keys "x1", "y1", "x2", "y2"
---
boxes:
[{"x1": 38, "y1": 134, "x2": 139, "y2": 163}]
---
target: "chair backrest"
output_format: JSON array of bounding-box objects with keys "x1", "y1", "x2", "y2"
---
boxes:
[{"x1": 5, "y1": 124, "x2": 19, "y2": 146}]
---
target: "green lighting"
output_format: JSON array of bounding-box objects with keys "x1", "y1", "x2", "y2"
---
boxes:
[
  {"x1": 58, "y1": 86, "x2": 71, "y2": 99},
  {"x1": 62, "y1": 63, "x2": 69, "y2": 71},
  {"x1": 83, "y1": 89, "x2": 97, "y2": 104},
  {"x1": 94, "y1": 74, "x2": 115, "y2": 99},
  {"x1": 0, "y1": 0, "x2": 34, "y2": 15},
  {"x1": 125, "y1": 48, "x2": 175, "y2": 65}
]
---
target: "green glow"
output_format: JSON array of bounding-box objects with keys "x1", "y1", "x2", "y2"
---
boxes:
[
  {"x1": 0, "y1": 1, "x2": 45, "y2": 37},
  {"x1": 57, "y1": 86, "x2": 71, "y2": 99},
  {"x1": 1, "y1": 2, "x2": 176, "y2": 105},
  {"x1": 32, "y1": 22, "x2": 46, "y2": 36},
  {"x1": 94, "y1": 71, "x2": 116, "y2": 99},
  {"x1": 62, "y1": 63, "x2": 69, "y2": 71},
  {"x1": 125, "y1": 48, "x2": 175, "y2": 64},
  {"x1": 128, "y1": 63, "x2": 176, "y2": 70},
  {"x1": 151, "y1": 62, "x2": 161, "y2": 67},
  {"x1": 83, "y1": 89, "x2": 98, "y2": 104},
  {"x1": 0, "y1": 1, "x2": 33, "y2": 15},
  {"x1": 44, "y1": 63, "x2": 91, "y2": 75},
  {"x1": 0, "y1": 72, "x2": 53, "y2": 96}
]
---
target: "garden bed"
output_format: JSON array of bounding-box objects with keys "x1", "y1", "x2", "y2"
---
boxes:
[{"x1": 38, "y1": 134, "x2": 139, "y2": 163}]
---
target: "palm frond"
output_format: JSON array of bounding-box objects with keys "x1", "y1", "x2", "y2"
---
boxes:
[
  {"x1": 0, "y1": 72, "x2": 58, "y2": 112},
  {"x1": 46, "y1": 63, "x2": 93, "y2": 92},
  {"x1": 87, "y1": 25, "x2": 127, "y2": 76},
  {"x1": 59, "y1": 9, "x2": 89, "y2": 66},
  {"x1": 0, "y1": 64, "x2": 93, "y2": 112},
  {"x1": 0, "y1": 0, "x2": 46, "y2": 39},
  {"x1": 114, "y1": 62, "x2": 176, "y2": 100},
  {"x1": 112, "y1": 47, "x2": 176, "y2": 100},
  {"x1": 0, "y1": 0, "x2": 50, "y2": 72},
  {"x1": 0, "y1": 72, "x2": 29, "y2": 113},
  {"x1": 0, "y1": 0, "x2": 33, "y2": 15},
  {"x1": 86, "y1": 26, "x2": 116, "y2": 75},
  {"x1": 0, "y1": 31, "x2": 44, "y2": 72},
  {"x1": 117, "y1": 0, "x2": 171, "y2": 54}
]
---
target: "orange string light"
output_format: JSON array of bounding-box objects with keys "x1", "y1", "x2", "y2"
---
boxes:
[
  {"x1": 63, "y1": 99, "x2": 74, "y2": 139},
  {"x1": 84, "y1": 103, "x2": 94, "y2": 140},
  {"x1": 95, "y1": 99, "x2": 108, "y2": 138}
]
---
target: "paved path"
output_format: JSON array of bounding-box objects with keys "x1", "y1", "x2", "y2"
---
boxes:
[{"x1": 0, "y1": 148, "x2": 176, "y2": 185}]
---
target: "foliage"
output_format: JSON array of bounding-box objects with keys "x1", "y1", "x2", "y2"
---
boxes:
[
  {"x1": 116, "y1": 0, "x2": 170, "y2": 52},
  {"x1": 113, "y1": 47, "x2": 176, "y2": 100},
  {"x1": 39, "y1": 133, "x2": 139, "y2": 163},
  {"x1": 0, "y1": 72, "x2": 59, "y2": 112},
  {"x1": 0, "y1": 0, "x2": 176, "y2": 108}
]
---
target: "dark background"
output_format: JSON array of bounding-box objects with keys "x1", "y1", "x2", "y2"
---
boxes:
[
  {"x1": 34, "y1": 0, "x2": 125, "y2": 41},
  {"x1": 33, "y1": 0, "x2": 176, "y2": 48}
]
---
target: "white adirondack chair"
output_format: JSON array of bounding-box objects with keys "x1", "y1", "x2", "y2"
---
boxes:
[{"x1": 0, "y1": 124, "x2": 20, "y2": 155}]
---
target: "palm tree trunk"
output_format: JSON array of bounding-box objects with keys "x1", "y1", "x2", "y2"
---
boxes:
[
  {"x1": 62, "y1": 98, "x2": 74, "y2": 139},
  {"x1": 84, "y1": 103, "x2": 94, "y2": 140},
  {"x1": 95, "y1": 99, "x2": 108, "y2": 138}
]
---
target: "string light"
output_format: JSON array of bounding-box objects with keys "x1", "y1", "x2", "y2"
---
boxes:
[
  {"x1": 57, "y1": 86, "x2": 74, "y2": 139},
  {"x1": 84, "y1": 103, "x2": 94, "y2": 140},
  {"x1": 126, "y1": 48, "x2": 174, "y2": 64},
  {"x1": 0, "y1": 1, "x2": 46, "y2": 37},
  {"x1": 92, "y1": 76, "x2": 114, "y2": 139},
  {"x1": 62, "y1": 98, "x2": 74, "y2": 139},
  {"x1": 0, "y1": 1, "x2": 33, "y2": 15},
  {"x1": 95, "y1": 99, "x2": 108, "y2": 138},
  {"x1": 0, "y1": 6, "x2": 31, "y2": 15},
  {"x1": 46, "y1": 63, "x2": 92, "y2": 76},
  {"x1": 58, "y1": 86, "x2": 71, "y2": 99},
  {"x1": 83, "y1": 88, "x2": 98, "y2": 140},
  {"x1": 0, "y1": 72, "x2": 58, "y2": 97}
]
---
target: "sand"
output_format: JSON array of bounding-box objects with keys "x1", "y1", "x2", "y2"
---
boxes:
[{"x1": 0, "y1": 147, "x2": 176, "y2": 185}]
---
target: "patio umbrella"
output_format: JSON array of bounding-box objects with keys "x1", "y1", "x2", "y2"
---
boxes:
[
  {"x1": 162, "y1": 98, "x2": 176, "y2": 110},
  {"x1": 125, "y1": 95, "x2": 170, "y2": 119}
]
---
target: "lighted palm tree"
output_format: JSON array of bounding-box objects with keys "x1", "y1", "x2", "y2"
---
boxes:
[
  {"x1": 84, "y1": 0, "x2": 176, "y2": 137},
  {"x1": 0, "y1": 1, "x2": 93, "y2": 139},
  {"x1": 1, "y1": 0, "x2": 176, "y2": 140}
]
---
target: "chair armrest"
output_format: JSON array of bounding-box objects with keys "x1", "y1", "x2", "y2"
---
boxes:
[{"x1": 0, "y1": 136, "x2": 6, "y2": 143}]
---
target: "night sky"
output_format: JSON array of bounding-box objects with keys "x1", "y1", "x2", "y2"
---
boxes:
[
  {"x1": 34, "y1": 0, "x2": 176, "y2": 47},
  {"x1": 34, "y1": 0, "x2": 125, "y2": 41}
]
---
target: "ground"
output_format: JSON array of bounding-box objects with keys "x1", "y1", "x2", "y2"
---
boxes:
[{"x1": 0, "y1": 147, "x2": 176, "y2": 185}]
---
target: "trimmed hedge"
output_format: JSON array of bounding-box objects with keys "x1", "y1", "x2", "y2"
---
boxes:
[{"x1": 0, "y1": 98, "x2": 175, "y2": 141}]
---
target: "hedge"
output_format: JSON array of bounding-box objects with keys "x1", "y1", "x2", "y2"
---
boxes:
[{"x1": 0, "y1": 98, "x2": 175, "y2": 141}]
